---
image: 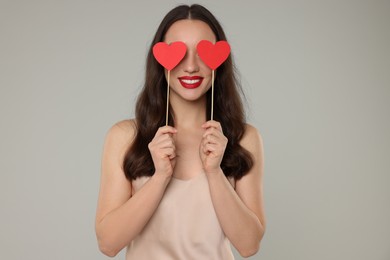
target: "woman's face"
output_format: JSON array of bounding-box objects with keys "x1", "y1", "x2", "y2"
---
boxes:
[{"x1": 164, "y1": 19, "x2": 216, "y2": 103}]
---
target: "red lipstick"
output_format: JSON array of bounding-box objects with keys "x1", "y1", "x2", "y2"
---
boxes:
[{"x1": 178, "y1": 76, "x2": 204, "y2": 89}]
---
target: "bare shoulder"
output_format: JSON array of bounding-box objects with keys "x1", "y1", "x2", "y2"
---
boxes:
[
  {"x1": 102, "y1": 119, "x2": 137, "y2": 167},
  {"x1": 105, "y1": 119, "x2": 137, "y2": 146},
  {"x1": 110, "y1": 118, "x2": 137, "y2": 137},
  {"x1": 114, "y1": 118, "x2": 136, "y2": 131},
  {"x1": 240, "y1": 123, "x2": 264, "y2": 154}
]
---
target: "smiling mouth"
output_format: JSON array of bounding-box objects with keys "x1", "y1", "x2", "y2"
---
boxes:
[{"x1": 178, "y1": 76, "x2": 203, "y2": 89}]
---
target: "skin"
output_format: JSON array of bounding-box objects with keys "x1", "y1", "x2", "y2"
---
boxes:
[{"x1": 95, "y1": 19, "x2": 266, "y2": 257}]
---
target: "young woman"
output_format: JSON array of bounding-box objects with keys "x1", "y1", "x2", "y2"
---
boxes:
[{"x1": 95, "y1": 4, "x2": 265, "y2": 259}]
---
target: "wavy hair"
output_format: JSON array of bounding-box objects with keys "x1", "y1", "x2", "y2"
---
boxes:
[{"x1": 123, "y1": 4, "x2": 253, "y2": 180}]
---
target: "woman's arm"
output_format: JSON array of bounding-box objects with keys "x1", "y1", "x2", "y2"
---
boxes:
[
  {"x1": 201, "y1": 122, "x2": 266, "y2": 257},
  {"x1": 95, "y1": 120, "x2": 176, "y2": 257}
]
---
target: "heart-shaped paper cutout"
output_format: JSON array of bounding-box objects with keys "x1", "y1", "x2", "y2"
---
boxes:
[
  {"x1": 152, "y1": 41, "x2": 187, "y2": 70},
  {"x1": 197, "y1": 40, "x2": 230, "y2": 70}
]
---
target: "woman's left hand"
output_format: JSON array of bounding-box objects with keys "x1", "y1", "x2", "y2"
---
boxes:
[{"x1": 199, "y1": 120, "x2": 228, "y2": 174}]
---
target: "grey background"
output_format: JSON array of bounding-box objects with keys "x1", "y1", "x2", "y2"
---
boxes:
[{"x1": 0, "y1": 0, "x2": 389, "y2": 259}]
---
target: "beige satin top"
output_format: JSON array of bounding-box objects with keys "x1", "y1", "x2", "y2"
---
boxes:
[{"x1": 126, "y1": 172, "x2": 235, "y2": 260}]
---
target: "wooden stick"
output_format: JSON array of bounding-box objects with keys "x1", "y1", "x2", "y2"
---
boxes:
[
  {"x1": 165, "y1": 70, "x2": 170, "y2": 126},
  {"x1": 211, "y1": 69, "x2": 215, "y2": 121}
]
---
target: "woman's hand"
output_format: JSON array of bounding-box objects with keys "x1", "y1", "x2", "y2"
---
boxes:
[
  {"x1": 199, "y1": 120, "x2": 228, "y2": 174},
  {"x1": 148, "y1": 126, "x2": 177, "y2": 177}
]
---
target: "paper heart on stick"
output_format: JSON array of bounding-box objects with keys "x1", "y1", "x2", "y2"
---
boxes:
[
  {"x1": 152, "y1": 41, "x2": 187, "y2": 70},
  {"x1": 197, "y1": 40, "x2": 230, "y2": 70}
]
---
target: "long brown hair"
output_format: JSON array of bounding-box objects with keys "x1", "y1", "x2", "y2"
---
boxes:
[{"x1": 123, "y1": 4, "x2": 253, "y2": 180}]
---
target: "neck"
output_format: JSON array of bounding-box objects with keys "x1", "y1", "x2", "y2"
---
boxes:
[{"x1": 170, "y1": 96, "x2": 208, "y2": 129}]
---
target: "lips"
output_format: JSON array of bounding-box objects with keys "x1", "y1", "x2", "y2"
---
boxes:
[{"x1": 178, "y1": 76, "x2": 203, "y2": 89}]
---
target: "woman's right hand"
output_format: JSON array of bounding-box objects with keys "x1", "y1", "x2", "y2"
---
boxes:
[{"x1": 148, "y1": 126, "x2": 177, "y2": 177}]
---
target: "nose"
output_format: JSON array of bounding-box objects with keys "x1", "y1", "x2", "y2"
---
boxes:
[{"x1": 182, "y1": 49, "x2": 200, "y2": 73}]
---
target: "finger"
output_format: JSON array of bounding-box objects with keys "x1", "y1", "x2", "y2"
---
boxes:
[
  {"x1": 168, "y1": 152, "x2": 176, "y2": 160},
  {"x1": 159, "y1": 147, "x2": 176, "y2": 158},
  {"x1": 155, "y1": 125, "x2": 178, "y2": 137},
  {"x1": 201, "y1": 144, "x2": 211, "y2": 155},
  {"x1": 203, "y1": 134, "x2": 220, "y2": 145},
  {"x1": 201, "y1": 135, "x2": 226, "y2": 154},
  {"x1": 149, "y1": 137, "x2": 175, "y2": 155},
  {"x1": 202, "y1": 125, "x2": 225, "y2": 140},
  {"x1": 155, "y1": 134, "x2": 175, "y2": 147},
  {"x1": 201, "y1": 135, "x2": 218, "y2": 148},
  {"x1": 202, "y1": 128, "x2": 224, "y2": 139},
  {"x1": 158, "y1": 141, "x2": 175, "y2": 151},
  {"x1": 166, "y1": 148, "x2": 176, "y2": 159},
  {"x1": 150, "y1": 137, "x2": 174, "y2": 151},
  {"x1": 202, "y1": 138, "x2": 225, "y2": 152},
  {"x1": 201, "y1": 120, "x2": 223, "y2": 132},
  {"x1": 203, "y1": 131, "x2": 228, "y2": 147},
  {"x1": 201, "y1": 143, "x2": 217, "y2": 155}
]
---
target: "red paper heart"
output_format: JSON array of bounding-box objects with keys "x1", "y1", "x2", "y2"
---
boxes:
[
  {"x1": 197, "y1": 40, "x2": 230, "y2": 70},
  {"x1": 152, "y1": 41, "x2": 187, "y2": 70}
]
